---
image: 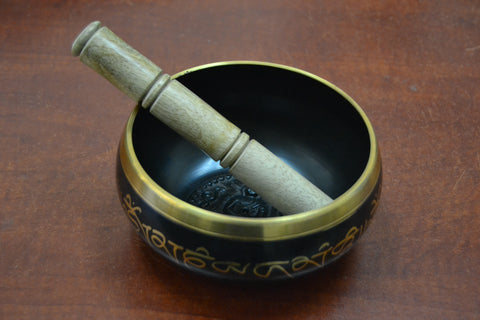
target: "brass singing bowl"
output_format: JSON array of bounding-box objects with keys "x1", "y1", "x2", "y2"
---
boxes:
[{"x1": 116, "y1": 61, "x2": 382, "y2": 280}]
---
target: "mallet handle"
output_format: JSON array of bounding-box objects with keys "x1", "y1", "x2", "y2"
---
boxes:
[{"x1": 72, "y1": 21, "x2": 333, "y2": 214}]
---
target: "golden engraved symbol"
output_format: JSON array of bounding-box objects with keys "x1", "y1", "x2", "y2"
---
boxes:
[
  {"x1": 212, "y1": 261, "x2": 251, "y2": 275},
  {"x1": 253, "y1": 261, "x2": 292, "y2": 278},
  {"x1": 311, "y1": 242, "x2": 332, "y2": 266},
  {"x1": 122, "y1": 194, "x2": 142, "y2": 232},
  {"x1": 122, "y1": 194, "x2": 176, "y2": 259},
  {"x1": 331, "y1": 227, "x2": 358, "y2": 255},
  {"x1": 291, "y1": 256, "x2": 321, "y2": 272},
  {"x1": 183, "y1": 247, "x2": 215, "y2": 269}
]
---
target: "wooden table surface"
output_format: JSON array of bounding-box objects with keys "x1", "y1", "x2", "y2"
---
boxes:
[{"x1": 1, "y1": 1, "x2": 479, "y2": 319}]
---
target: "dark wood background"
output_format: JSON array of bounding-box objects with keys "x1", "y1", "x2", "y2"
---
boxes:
[{"x1": 1, "y1": 1, "x2": 479, "y2": 319}]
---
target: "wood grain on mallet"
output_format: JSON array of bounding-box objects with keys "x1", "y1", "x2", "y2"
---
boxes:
[{"x1": 72, "y1": 21, "x2": 333, "y2": 215}]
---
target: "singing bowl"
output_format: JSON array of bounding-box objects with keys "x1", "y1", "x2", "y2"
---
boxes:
[{"x1": 116, "y1": 61, "x2": 382, "y2": 281}]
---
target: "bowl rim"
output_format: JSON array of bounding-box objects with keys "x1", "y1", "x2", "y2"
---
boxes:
[{"x1": 119, "y1": 61, "x2": 381, "y2": 241}]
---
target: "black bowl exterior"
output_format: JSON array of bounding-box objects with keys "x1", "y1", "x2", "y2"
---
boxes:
[
  {"x1": 117, "y1": 153, "x2": 381, "y2": 280},
  {"x1": 116, "y1": 62, "x2": 382, "y2": 281}
]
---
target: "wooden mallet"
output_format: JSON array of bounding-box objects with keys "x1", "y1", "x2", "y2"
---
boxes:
[{"x1": 72, "y1": 21, "x2": 333, "y2": 215}]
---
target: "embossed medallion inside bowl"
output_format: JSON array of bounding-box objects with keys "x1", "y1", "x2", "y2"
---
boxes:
[
  {"x1": 117, "y1": 61, "x2": 382, "y2": 281},
  {"x1": 186, "y1": 173, "x2": 282, "y2": 218}
]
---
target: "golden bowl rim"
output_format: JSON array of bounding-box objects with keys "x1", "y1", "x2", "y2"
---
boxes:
[{"x1": 119, "y1": 61, "x2": 381, "y2": 241}]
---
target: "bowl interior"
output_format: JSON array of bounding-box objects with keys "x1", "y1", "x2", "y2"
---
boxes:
[{"x1": 131, "y1": 63, "x2": 370, "y2": 217}]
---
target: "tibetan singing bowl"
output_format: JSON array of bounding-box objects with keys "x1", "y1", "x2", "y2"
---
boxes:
[{"x1": 116, "y1": 61, "x2": 382, "y2": 280}]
